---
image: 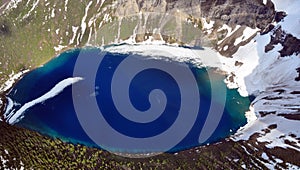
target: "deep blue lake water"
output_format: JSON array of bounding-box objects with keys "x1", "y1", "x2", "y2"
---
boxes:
[{"x1": 5, "y1": 46, "x2": 251, "y2": 153}]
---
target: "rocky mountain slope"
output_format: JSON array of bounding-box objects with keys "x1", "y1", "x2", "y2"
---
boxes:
[{"x1": 0, "y1": 0, "x2": 300, "y2": 169}]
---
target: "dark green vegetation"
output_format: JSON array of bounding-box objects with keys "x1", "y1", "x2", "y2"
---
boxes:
[{"x1": 1, "y1": 121, "x2": 299, "y2": 169}]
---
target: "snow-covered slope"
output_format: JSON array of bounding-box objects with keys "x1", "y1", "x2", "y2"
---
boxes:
[{"x1": 229, "y1": 0, "x2": 300, "y2": 157}]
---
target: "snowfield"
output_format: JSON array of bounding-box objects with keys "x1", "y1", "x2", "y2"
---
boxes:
[
  {"x1": 4, "y1": 77, "x2": 83, "y2": 124},
  {"x1": 230, "y1": 0, "x2": 300, "y2": 152}
]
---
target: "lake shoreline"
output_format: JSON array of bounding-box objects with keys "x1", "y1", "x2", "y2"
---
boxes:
[
  {"x1": 1, "y1": 44, "x2": 299, "y2": 168},
  {"x1": 1, "y1": 120, "x2": 299, "y2": 169},
  {"x1": 2, "y1": 45, "x2": 250, "y2": 154}
]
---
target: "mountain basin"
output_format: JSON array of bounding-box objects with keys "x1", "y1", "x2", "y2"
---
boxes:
[{"x1": 3, "y1": 45, "x2": 251, "y2": 154}]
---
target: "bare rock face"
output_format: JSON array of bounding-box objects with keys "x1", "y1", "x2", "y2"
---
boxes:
[
  {"x1": 265, "y1": 26, "x2": 300, "y2": 57},
  {"x1": 110, "y1": 0, "x2": 275, "y2": 47},
  {"x1": 115, "y1": 0, "x2": 275, "y2": 29},
  {"x1": 296, "y1": 68, "x2": 300, "y2": 81},
  {"x1": 115, "y1": 0, "x2": 140, "y2": 16},
  {"x1": 200, "y1": 0, "x2": 275, "y2": 29}
]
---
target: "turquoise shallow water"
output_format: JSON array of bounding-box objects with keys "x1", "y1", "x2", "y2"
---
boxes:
[{"x1": 5, "y1": 46, "x2": 251, "y2": 153}]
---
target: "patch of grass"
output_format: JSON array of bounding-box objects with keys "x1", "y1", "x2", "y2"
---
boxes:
[
  {"x1": 119, "y1": 16, "x2": 138, "y2": 40},
  {"x1": 181, "y1": 21, "x2": 202, "y2": 44},
  {"x1": 0, "y1": 0, "x2": 116, "y2": 86}
]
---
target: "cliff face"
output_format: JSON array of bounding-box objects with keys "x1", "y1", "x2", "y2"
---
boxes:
[
  {"x1": 90, "y1": 0, "x2": 278, "y2": 59},
  {"x1": 105, "y1": 0, "x2": 276, "y2": 51},
  {"x1": 115, "y1": 0, "x2": 275, "y2": 28},
  {"x1": 200, "y1": 0, "x2": 274, "y2": 29}
]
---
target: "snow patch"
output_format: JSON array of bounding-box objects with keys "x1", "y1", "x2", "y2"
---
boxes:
[
  {"x1": 202, "y1": 19, "x2": 215, "y2": 35},
  {"x1": 223, "y1": 45, "x2": 228, "y2": 51},
  {"x1": 286, "y1": 163, "x2": 300, "y2": 169},
  {"x1": 104, "y1": 43, "x2": 222, "y2": 69},
  {"x1": 54, "y1": 45, "x2": 67, "y2": 52},
  {"x1": 64, "y1": 0, "x2": 69, "y2": 11},
  {"x1": 51, "y1": 8, "x2": 55, "y2": 18},
  {"x1": 103, "y1": 13, "x2": 112, "y2": 22},
  {"x1": 220, "y1": 28, "x2": 298, "y2": 98},
  {"x1": 245, "y1": 106, "x2": 257, "y2": 124},
  {"x1": 0, "y1": 155, "x2": 8, "y2": 170},
  {"x1": 3, "y1": 97, "x2": 15, "y2": 119},
  {"x1": 234, "y1": 27, "x2": 259, "y2": 46},
  {"x1": 22, "y1": 0, "x2": 40, "y2": 20},
  {"x1": 0, "y1": 70, "x2": 29, "y2": 92},
  {"x1": 256, "y1": 116, "x2": 300, "y2": 151},
  {"x1": 222, "y1": 37, "x2": 261, "y2": 97},
  {"x1": 80, "y1": 1, "x2": 93, "y2": 42},
  {"x1": 263, "y1": 0, "x2": 267, "y2": 5},
  {"x1": 218, "y1": 25, "x2": 241, "y2": 44},
  {"x1": 4, "y1": 0, "x2": 22, "y2": 11},
  {"x1": 233, "y1": 108, "x2": 300, "y2": 150},
  {"x1": 69, "y1": 26, "x2": 79, "y2": 44},
  {"x1": 261, "y1": 152, "x2": 269, "y2": 160},
  {"x1": 0, "y1": 149, "x2": 24, "y2": 170},
  {"x1": 5, "y1": 77, "x2": 83, "y2": 125}
]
